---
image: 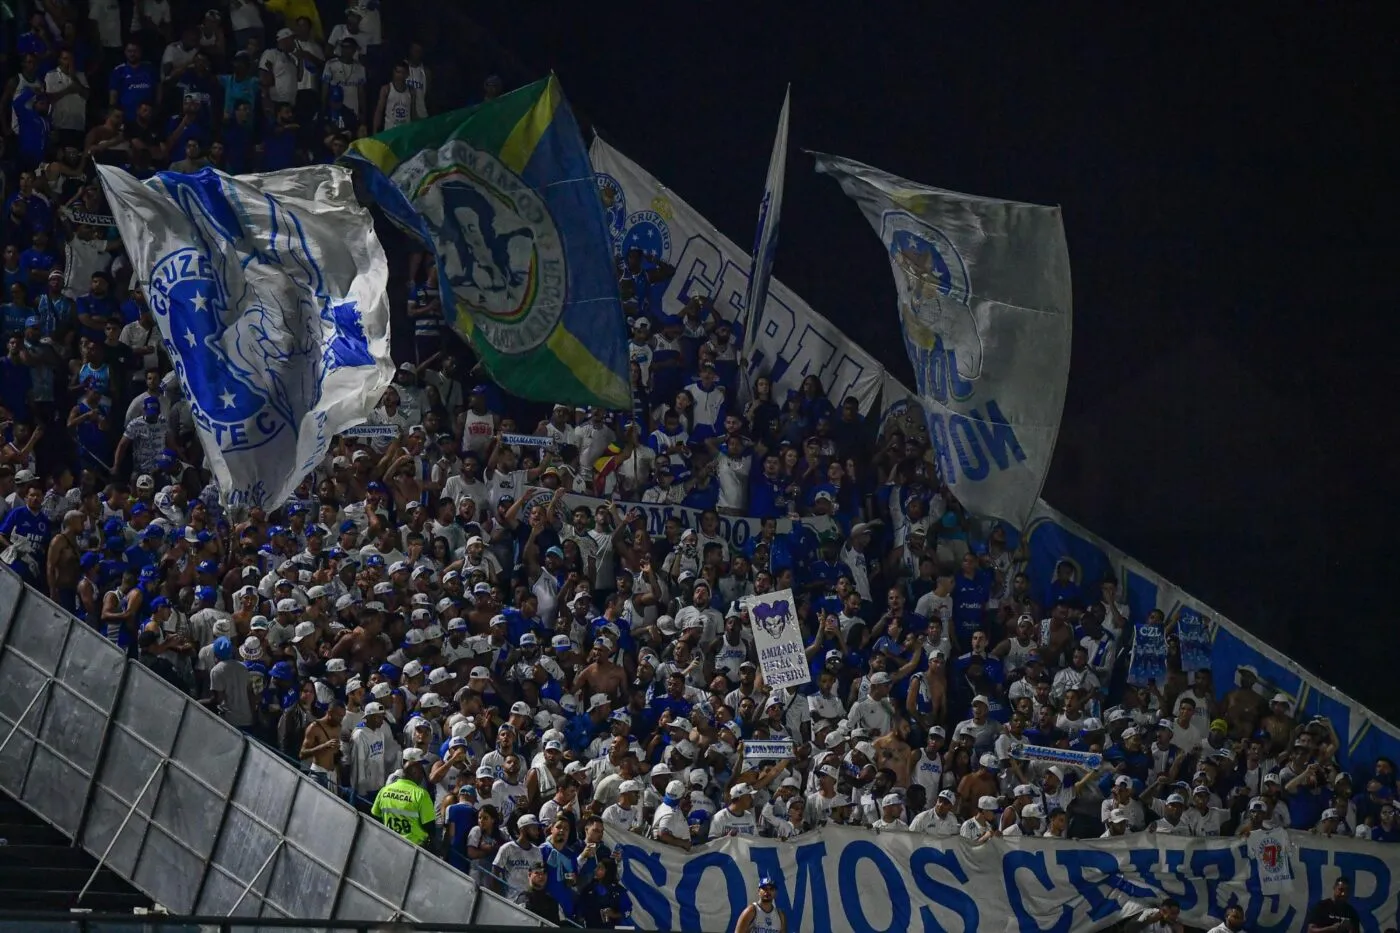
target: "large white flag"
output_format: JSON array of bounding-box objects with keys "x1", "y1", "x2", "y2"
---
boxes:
[
  {"x1": 590, "y1": 138, "x2": 883, "y2": 413},
  {"x1": 97, "y1": 165, "x2": 394, "y2": 510},
  {"x1": 814, "y1": 154, "x2": 1072, "y2": 525},
  {"x1": 741, "y1": 85, "x2": 790, "y2": 342}
]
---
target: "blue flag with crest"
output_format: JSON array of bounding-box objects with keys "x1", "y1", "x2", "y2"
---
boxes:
[{"x1": 97, "y1": 164, "x2": 394, "y2": 510}]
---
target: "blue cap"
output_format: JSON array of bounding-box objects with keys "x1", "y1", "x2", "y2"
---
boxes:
[
  {"x1": 269, "y1": 661, "x2": 295, "y2": 680},
  {"x1": 149, "y1": 596, "x2": 169, "y2": 610},
  {"x1": 366, "y1": 555, "x2": 385, "y2": 567},
  {"x1": 143, "y1": 397, "x2": 160, "y2": 411},
  {"x1": 195, "y1": 585, "x2": 216, "y2": 601},
  {"x1": 80, "y1": 551, "x2": 101, "y2": 569},
  {"x1": 130, "y1": 502, "x2": 149, "y2": 516},
  {"x1": 471, "y1": 384, "x2": 489, "y2": 395},
  {"x1": 104, "y1": 535, "x2": 126, "y2": 551},
  {"x1": 269, "y1": 525, "x2": 286, "y2": 537},
  {"x1": 139, "y1": 565, "x2": 159, "y2": 580},
  {"x1": 213, "y1": 636, "x2": 233, "y2": 660},
  {"x1": 197, "y1": 559, "x2": 218, "y2": 574},
  {"x1": 102, "y1": 517, "x2": 125, "y2": 534},
  {"x1": 378, "y1": 663, "x2": 399, "y2": 680},
  {"x1": 970, "y1": 540, "x2": 988, "y2": 556},
  {"x1": 758, "y1": 876, "x2": 776, "y2": 888},
  {"x1": 24, "y1": 315, "x2": 38, "y2": 328},
  {"x1": 285, "y1": 503, "x2": 302, "y2": 515},
  {"x1": 338, "y1": 520, "x2": 357, "y2": 534},
  {"x1": 142, "y1": 525, "x2": 164, "y2": 540},
  {"x1": 367, "y1": 481, "x2": 386, "y2": 493},
  {"x1": 545, "y1": 546, "x2": 565, "y2": 560},
  {"x1": 156, "y1": 449, "x2": 177, "y2": 466}
]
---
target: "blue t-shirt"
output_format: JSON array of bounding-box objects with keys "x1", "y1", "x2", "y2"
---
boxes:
[
  {"x1": 12, "y1": 88, "x2": 51, "y2": 165},
  {"x1": 952, "y1": 569, "x2": 994, "y2": 641},
  {"x1": 0, "y1": 506, "x2": 53, "y2": 556},
  {"x1": 110, "y1": 62, "x2": 158, "y2": 121}
]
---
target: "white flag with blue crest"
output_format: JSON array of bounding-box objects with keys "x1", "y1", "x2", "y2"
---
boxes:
[{"x1": 96, "y1": 164, "x2": 394, "y2": 511}]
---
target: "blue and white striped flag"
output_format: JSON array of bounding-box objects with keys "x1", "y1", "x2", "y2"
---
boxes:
[
  {"x1": 97, "y1": 165, "x2": 394, "y2": 510},
  {"x1": 741, "y1": 86, "x2": 790, "y2": 349}
]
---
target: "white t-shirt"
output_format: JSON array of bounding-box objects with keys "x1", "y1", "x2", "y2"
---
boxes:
[
  {"x1": 89, "y1": 0, "x2": 123, "y2": 48},
  {"x1": 708, "y1": 806, "x2": 758, "y2": 839},
  {"x1": 491, "y1": 840, "x2": 541, "y2": 892},
  {"x1": 322, "y1": 59, "x2": 367, "y2": 114},
  {"x1": 715, "y1": 452, "x2": 751, "y2": 512},
  {"x1": 295, "y1": 39, "x2": 324, "y2": 92},
  {"x1": 43, "y1": 69, "x2": 89, "y2": 131},
  {"x1": 227, "y1": 0, "x2": 263, "y2": 32},
  {"x1": 259, "y1": 49, "x2": 299, "y2": 104},
  {"x1": 161, "y1": 41, "x2": 199, "y2": 78},
  {"x1": 130, "y1": 0, "x2": 171, "y2": 33}
]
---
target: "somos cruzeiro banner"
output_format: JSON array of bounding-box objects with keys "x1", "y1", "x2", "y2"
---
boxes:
[{"x1": 608, "y1": 824, "x2": 1400, "y2": 933}]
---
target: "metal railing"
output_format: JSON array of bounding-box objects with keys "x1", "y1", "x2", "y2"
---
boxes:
[{"x1": 0, "y1": 566, "x2": 548, "y2": 927}]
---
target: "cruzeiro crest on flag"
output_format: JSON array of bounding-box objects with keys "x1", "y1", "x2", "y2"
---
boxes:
[
  {"x1": 880, "y1": 210, "x2": 982, "y2": 385},
  {"x1": 396, "y1": 139, "x2": 567, "y2": 355}
]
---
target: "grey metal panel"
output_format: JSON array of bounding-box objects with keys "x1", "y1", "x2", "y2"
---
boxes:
[
  {"x1": 55, "y1": 621, "x2": 125, "y2": 713},
  {"x1": 0, "y1": 567, "x2": 23, "y2": 645},
  {"x1": 197, "y1": 864, "x2": 266, "y2": 916},
  {"x1": 232, "y1": 742, "x2": 300, "y2": 832},
  {"x1": 94, "y1": 725, "x2": 166, "y2": 810},
  {"x1": 38, "y1": 681, "x2": 106, "y2": 777},
  {"x1": 211, "y1": 805, "x2": 281, "y2": 895},
  {"x1": 22, "y1": 743, "x2": 88, "y2": 835},
  {"x1": 332, "y1": 881, "x2": 399, "y2": 923},
  {"x1": 343, "y1": 813, "x2": 416, "y2": 908},
  {"x1": 5, "y1": 591, "x2": 68, "y2": 674},
  {"x1": 150, "y1": 760, "x2": 226, "y2": 861},
  {"x1": 170, "y1": 696, "x2": 243, "y2": 797},
  {"x1": 0, "y1": 648, "x2": 49, "y2": 797},
  {"x1": 283, "y1": 777, "x2": 358, "y2": 871},
  {"x1": 112, "y1": 662, "x2": 185, "y2": 757},
  {"x1": 403, "y1": 847, "x2": 478, "y2": 923},
  {"x1": 266, "y1": 842, "x2": 339, "y2": 918},
  {"x1": 80, "y1": 785, "x2": 152, "y2": 878},
  {"x1": 130, "y1": 821, "x2": 204, "y2": 914}
]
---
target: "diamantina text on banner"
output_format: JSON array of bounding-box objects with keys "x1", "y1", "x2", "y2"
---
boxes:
[
  {"x1": 813, "y1": 153, "x2": 1073, "y2": 525},
  {"x1": 97, "y1": 164, "x2": 394, "y2": 510},
  {"x1": 744, "y1": 588, "x2": 811, "y2": 689}
]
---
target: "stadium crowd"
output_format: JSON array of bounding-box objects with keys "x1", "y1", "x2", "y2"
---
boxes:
[{"x1": 2, "y1": 1, "x2": 1396, "y2": 930}]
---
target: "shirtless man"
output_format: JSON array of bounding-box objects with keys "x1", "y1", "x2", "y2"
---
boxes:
[
  {"x1": 956, "y1": 754, "x2": 1002, "y2": 819},
  {"x1": 575, "y1": 632, "x2": 628, "y2": 700},
  {"x1": 1259, "y1": 693, "x2": 1297, "y2": 758},
  {"x1": 301, "y1": 699, "x2": 345, "y2": 785},
  {"x1": 1222, "y1": 666, "x2": 1267, "y2": 741},
  {"x1": 331, "y1": 610, "x2": 389, "y2": 669},
  {"x1": 45, "y1": 509, "x2": 85, "y2": 611},
  {"x1": 872, "y1": 716, "x2": 917, "y2": 787}
]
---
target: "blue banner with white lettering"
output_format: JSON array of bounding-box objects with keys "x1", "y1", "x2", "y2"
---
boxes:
[{"x1": 609, "y1": 824, "x2": 1400, "y2": 933}]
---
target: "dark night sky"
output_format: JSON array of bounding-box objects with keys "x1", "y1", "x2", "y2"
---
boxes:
[{"x1": 452, "y1": 5, "x2": 1396, "y2": 714}]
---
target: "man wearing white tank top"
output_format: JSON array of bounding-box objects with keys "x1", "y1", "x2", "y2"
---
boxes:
[
  {"x1": 461, "y1": 386, "x2": 497, "y2": 456},
  {"x1": 404, "y1": 42, "x2": 430, "y2": 117},
  {"x1": 375, "y1": 61, "x2": 418, "y2": 133},
  {"x1": 735, "y1": 877, "x2": 786, "y2": 933}
]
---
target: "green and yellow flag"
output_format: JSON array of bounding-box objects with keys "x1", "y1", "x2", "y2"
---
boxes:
[{"x1": 349, "y1": 77, "x2": 630, "y2": 409}]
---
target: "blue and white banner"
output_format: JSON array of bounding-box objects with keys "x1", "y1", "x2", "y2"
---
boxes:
[
  {"x1": 741, "y1": 86, "x2": 789, "y2": 344},
  {"x1": 589, "y1": 138, "x2": 883, "y2": 413},
  {"x1": 743, "y1": 588, "x2": 811, "y2": 689},
  {"x1": 1176, "y1": 606, "x2": 1213, "y2": 672},
  {"x1": 741, "y1": 739, "x2": 795, "y2": 767},
  {"x1": 517, "y1": 487, "x2": 792, "y2": 555},
  {"x1": 98, "y1": 165, "x2": 393, "y2": 510},
  {"x1": 1016, "y1": 499, "x2": 1400, "y2": 773},
  {"x1": 814, "y1": 154, "x2": 1072, "y2": 526},
  {"x1": 500, "y1": 432, "x2": 554, "y2": 449},
  {"x1": 341, "y1": 424, "x2": 400, "y2": 438},
  {"x1": 1007, "y1": 743, "x2": 1103, "y2": 769},
  {"x1": 608, "y1": 824, "x2": 1400, "y2": 933},
  {"x1": 1128, "y1": 623, "x2": 1168, "y2": 687}
]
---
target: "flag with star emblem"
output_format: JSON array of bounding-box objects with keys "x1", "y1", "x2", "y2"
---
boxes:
[
  {"x1": 347, "y1": 76, "x2": 631, "y2": 410},
  {"x1": 96, "y1": 164, "x2": 394, "y2": 511}
]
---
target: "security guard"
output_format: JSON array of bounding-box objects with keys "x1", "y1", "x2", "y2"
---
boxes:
[{"x1": 371, "y1": 748, "x2": 438, "y2": 847}]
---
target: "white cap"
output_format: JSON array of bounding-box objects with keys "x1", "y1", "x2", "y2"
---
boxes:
[
  {"x1": 730, "y1": 782, "x2": 754, "y2": 798},
  {"x1": 1166, "y1": 793, "x2": 1187, "y2": 806},
  {"x1": 589, "y1": 693, "x2": 612, "y2": 710},
  {"x1": 402, "y1": 748, "x2": 426, "y2": 764},
  {"x1": 1108, "y1": 808, "x2": 1130, "y2": 824},
  {"x1": 1114, "y1": 775, "x2": 1132, "y2": 789},
  {"x1": 403, "y1": 660, "x2": 425, "y2": 678},
  {"x1": 977, "y1": 795, "x2": 999, "y2": 811},
  {"x1": 1263, "y1": 772, "x2": 1281, "y2": 785},
  {"x1": 364, "y1": 702, "x2": 386, "y2": 716},
  {"x1": 1022, "y1": 804, "x2": 1045, "y2": 819},
  {"x1": 869, "y1": 671, "x2": 891, "y2": 685},
  {"x1": 306, "y1": 585, "x2": 328, "y2": 599},
  {"x1": 291, "y1": 620, "x2": 316, "y2": 642},
  {"x1": 979, "y1": 753, "x2": 1000, "y2": 770},
  {"x1": 665, "y1": 780, "x2": 687, "y2": 797},
  {"x1": 881, "y1": 793, "x2": 902, "y2": 808},
  {"x1": 419, "y1": 692, "x2": 445, "y2": 709},
  {"x1": 1013, "y1": 784, "x2": 1034, "y2": 797},
  {"x1": 972, "y1": 694, "x2": 990, "y2": 706},
  {"x1": 371, "y1": 682, "x2": 392, "y2": 699},
  {"x1": 325, "y1": 658, "x2": 346, "y2": 673},
  {"x1": 510, "y1": 701, "x2": 533, "y2": 717},
  {"x1": 1321, "y1": 808, "x2": 1341, "y2": 821},
  {"x1": 516, "y1": 813, "x2": 540, "y2": 828}
]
